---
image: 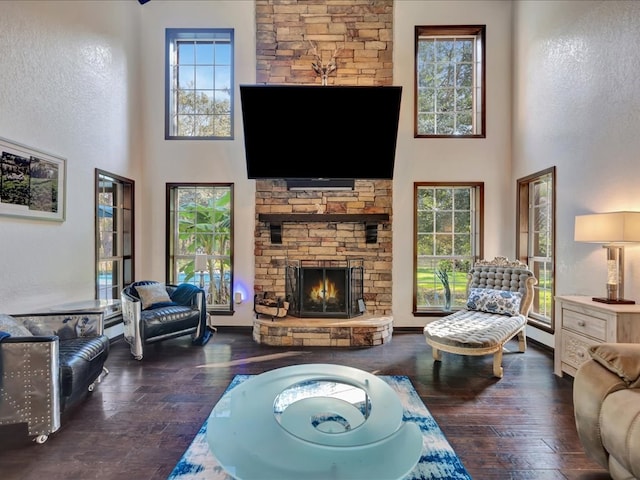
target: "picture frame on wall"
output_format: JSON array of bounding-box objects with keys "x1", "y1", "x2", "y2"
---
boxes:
[{"x1": 0, "y1": 136, "x2": 66, "y2": 222}]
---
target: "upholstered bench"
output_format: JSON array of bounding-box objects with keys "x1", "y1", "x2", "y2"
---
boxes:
[{"x1": 423, "y1": 257, "x2": 537, "y2": 378}]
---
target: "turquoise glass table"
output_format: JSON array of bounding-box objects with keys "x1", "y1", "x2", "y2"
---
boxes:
[{"x1": 206, "y1": 364, "x2": 422, "y2": 479}]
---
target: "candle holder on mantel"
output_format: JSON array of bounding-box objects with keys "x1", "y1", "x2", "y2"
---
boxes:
[{"x1": 574, "y1": 211, "x2": 640, "y2": 304}]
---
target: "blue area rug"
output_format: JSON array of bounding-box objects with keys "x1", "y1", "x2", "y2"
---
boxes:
[{"x1": 168, "y1": 375, "x2": 471, "y2": 480}]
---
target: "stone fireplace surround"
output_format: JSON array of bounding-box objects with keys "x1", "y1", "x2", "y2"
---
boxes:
[
  {"x1": 253, "y1": 179, "x2": 393, "y2": 347},
  {"x1": 252, "y1": 1, "x2": 395, "y2": 347}
]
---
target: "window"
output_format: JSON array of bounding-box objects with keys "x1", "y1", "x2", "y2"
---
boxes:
[
  {"x1": 95, "y1": 170, "x2": 134, "y2": 300},
  {"x1": 517, "y1": 168, "x2": 556, "y2": 332},
  {"x1": 415, "y1": 25, "x2": 485, "y2": 138},
  {"x1": 414, "y1": 183, "x2": 483, "y2": 313},
  {"x1": 167, "y1": 184, "x2": 233, "y2": 312},
  {"x1": 166, "y1": 28, "x2": 234, "y2": 139}
]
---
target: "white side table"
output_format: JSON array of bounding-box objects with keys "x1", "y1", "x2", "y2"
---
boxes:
[{"x1": 554, "y1": 295, "x2": 640, "y2": 377}]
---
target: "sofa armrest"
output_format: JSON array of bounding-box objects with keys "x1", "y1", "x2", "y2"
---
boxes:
[
  {"x1": 0, "y1": 336, "x2": 61, "y2": 437},
  {"x1": 11, "y1": 312, "x2": 104, "y2": 339},
  {"x1": 573, "y1": 352, "x2": 633, "y2": 470},
  {"x1": 121, "y1": 289, "x2": 144, "y2": 358},
  {"x1": 588, "y1": 343, "x2": 640, "y2": 388}
]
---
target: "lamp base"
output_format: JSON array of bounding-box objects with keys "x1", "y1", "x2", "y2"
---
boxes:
[{"x1": 592, "y1": 297, "x2": 636, "y2": 305}]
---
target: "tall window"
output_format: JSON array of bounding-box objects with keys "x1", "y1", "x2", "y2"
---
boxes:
[
  {"x1": 517, "y1": 168, "x2": 555, "y2": 331},
  {"x1": 95, "y1": 170, "x2": 134, "y2": 300},
  {"x1": 167, "y1": 184, "x2": 233, "y2": 312},
  {"x1": 415, "y1": 25, "x2": 485, "y2": 138},
  {"x1": 166, "y1": 28, "x2": 234, "y2": 139},
  {"x1": 414, "y1": 183, "x2": 483, "y2": 313}
]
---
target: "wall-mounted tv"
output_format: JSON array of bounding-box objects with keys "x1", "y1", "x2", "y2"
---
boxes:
[{"x1": 239, "y1": 85, "x2": 402, "y2": 184}]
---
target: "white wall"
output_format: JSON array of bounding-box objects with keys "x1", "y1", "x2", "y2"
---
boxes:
[
  {"x1": 4, "y1": 1, "x2": 637, "y2": 343},
  {"x1": 0, "y1": 0, "x2": 143, "y2": 312},
  {"x1": 512, "y1": 0, "x2": 640, "y2": 345},
  {"x1": 136, "y1": 0, "x2": 257, "y2": 326},
  {"x1": 392, "y1": 1, "x2": 514, "y2": 327}
]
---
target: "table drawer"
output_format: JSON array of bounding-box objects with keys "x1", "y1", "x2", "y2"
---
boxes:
[
  {"x1": 560, "y1": 329, "x2": 598, "y2": 371},
  {"x1": 562, "y1": 308, "x2": 606, "y2": 341}
]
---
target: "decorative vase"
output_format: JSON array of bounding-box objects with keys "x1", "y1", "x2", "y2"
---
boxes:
[
  {"x1": 436, "y1": 269, "x2": 452, "y2": 312},
  {"x1": 443, "y1": 287, "x2": 452, "y2": 312}
]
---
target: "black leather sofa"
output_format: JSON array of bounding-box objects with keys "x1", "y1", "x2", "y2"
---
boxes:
[{"x1": 0, "y1": 312, "x2": 110, "y2": 444}]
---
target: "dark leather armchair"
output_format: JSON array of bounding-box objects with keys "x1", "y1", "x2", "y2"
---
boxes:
[
  {"x1": 0, "y1": 312, "x2": 110, "y2": 444},
  {"x1": 121, "y1": 281, "x2": 211, "y2": 360}
]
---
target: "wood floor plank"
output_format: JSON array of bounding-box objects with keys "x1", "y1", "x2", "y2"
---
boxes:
[{"x1": 0, "y1": 328, "x2": 610, "y2": 479}]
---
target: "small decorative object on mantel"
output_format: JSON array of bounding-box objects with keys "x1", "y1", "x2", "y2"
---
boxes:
[{"x1": 308, "y1": 40, "x2": 343, "y2": 86}]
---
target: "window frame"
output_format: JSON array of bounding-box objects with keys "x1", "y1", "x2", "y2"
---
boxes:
[
  {"x1": 413, "y1": 182, "x2": 484, "y2": 315},
  {"x1": 95, "y1": 169, "x2": 134, "y2": 302},
  {"x1": 165, "y1": 28, "x2": 234, "y2": 140},
  {"x1": 166, "y1": 183, "x2": 234, "y2": 314},
  {"x1": 517, "y1": 167, "x2": 556, "y2": 333},
  {"x1": 414, "y1": 25, "x2": 486, "y2": 138}
]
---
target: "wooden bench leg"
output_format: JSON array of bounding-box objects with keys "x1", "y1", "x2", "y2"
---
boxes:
[
  {"x1": 432, "y1": 347, "x2": 442, "y2": 362},
  {"x1": 517, "y1": 330, "x2": 527, "y2": 353},
  {"x1": 493, "y1": 349, "x2": 504, "y2": 378}
]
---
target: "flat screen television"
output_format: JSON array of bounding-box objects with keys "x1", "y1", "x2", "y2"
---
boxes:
[{"x1": 239, "y1": 85, "x2": 402, "y2": 184}]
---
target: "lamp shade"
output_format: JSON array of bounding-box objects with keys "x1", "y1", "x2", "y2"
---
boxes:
[
  {"x1": 195, "y1": 253, "x2": 208, "y2": 271},
  {"x1": 574, "y1": 212, "x2": 640, "y2": 243}
]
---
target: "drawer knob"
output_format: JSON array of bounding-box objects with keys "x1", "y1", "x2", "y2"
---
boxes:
[{"x1": 577, "y1": 320, "x2": 586, "y2": 327}]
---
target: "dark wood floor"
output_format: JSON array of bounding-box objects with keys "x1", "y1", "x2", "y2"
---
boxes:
[{"x1": 0, "y1": 328, "x2": 610, "y2": 480}]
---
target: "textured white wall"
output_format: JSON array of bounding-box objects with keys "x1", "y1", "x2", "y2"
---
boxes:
[
  {"x1": 512, "y1": 1, "x2": 640, "y2": 328},
  {"x1": 0, "y1": 1, "x2": 142, "y2": 313},
  {"x1": 135, "y1": 1, "x2": 257, "y2": 326},
  {"x1": 4, "y1": 1, "x2": 636, "y2": 340},
  {"x1": 392, "y1": 1, "x2": 514, "y2": 327}
]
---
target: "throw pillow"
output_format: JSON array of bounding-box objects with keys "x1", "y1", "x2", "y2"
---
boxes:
[
  {"x1": 0, "y1": 314, "x2": 33, "y2": 337},
  {"x1": 23, "y1": 318, "x2": 56, "y2": 337},
  {"x1": 136, "y1": 283, "x2": 172, "y2": 310},
  {"x1": 589, "y1": 343, "x2": 640, "y2": 388},
  {"x1": 466, "y1": 288, "x2": 522, "y2": 316}
]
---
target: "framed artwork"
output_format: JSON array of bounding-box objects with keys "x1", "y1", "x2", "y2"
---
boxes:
[{"x1": 0, "y1": 136, "x2": 66, "y2": 221}]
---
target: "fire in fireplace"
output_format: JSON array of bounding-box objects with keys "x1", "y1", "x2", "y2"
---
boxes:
[{"x1": 286, "y1": 259, "x2": 365, "y2": 318}]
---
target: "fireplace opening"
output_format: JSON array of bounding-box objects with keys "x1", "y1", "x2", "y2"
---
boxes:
[{"x1": 286, "y1": 259, "x2": 365, "y2": 318}]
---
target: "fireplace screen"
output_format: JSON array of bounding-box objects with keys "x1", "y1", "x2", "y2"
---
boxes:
[{"x1": 286, "y1": 259, "x2": 364, "y2": 318}]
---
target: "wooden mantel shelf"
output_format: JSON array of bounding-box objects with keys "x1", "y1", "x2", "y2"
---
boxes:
[
  {"x1": 258, "y1": 213, "x2": 389, "y2": 223},
  {"x1": 258, "y1": 213, "x2": 390, "y2": 244}
]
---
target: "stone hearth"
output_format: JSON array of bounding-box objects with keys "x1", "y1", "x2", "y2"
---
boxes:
[{"x1": 253, "y1": 315, "x2": 393, "y2": 347}]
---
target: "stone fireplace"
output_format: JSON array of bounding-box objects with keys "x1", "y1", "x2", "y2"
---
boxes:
[
  {"x1": 252, "y1": 180, "x2": 394, "y2": 348},
  {"x1": 251, "y1": 1, "x2": 395, "y2": 347},
  {"x1": 254, "y1": 179, "x2": 392, "y2": 318}
]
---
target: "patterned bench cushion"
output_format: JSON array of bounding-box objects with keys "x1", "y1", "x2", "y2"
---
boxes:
[
  {"x1": 467, "y1": 288, "x2": 522, "y2": 316},
  {"x1": 423, "y1": 309, "x2": 526, "y2": 349}
]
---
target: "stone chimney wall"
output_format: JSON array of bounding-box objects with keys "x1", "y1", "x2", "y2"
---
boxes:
[
  {"x1": 255, "y1": 0, "x2": 394, "y2": 86},
  {"x1": 253, "y1": 1, "x2": 394, "y2": 317},
  {"x1": 254, "y1": 180, "x2": 393, "y2": 316}
]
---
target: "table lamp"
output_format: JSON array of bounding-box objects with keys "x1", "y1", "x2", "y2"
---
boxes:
[
  {"x1": 195, "y1": 252, "x2": 208, "y2": 289},
  {"x1": 574, "y1": 211, "x2": 640, "y2": 304}
]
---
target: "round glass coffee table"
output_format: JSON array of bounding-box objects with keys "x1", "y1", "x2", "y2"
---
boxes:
[{"x1": 207, "y1": 363, "x2": 422, "y2": 479}]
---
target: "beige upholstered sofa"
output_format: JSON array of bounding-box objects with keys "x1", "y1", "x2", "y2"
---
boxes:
[{"x1": 573, "y1": 343, "x2": 640, "y2": 479}]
